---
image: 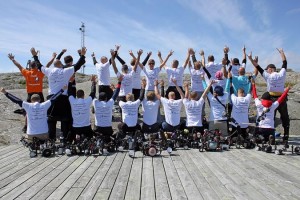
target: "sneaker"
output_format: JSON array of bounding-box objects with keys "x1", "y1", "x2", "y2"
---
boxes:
[{"x1": 22, "y1": 125, "x2": 27, "y2": 133}]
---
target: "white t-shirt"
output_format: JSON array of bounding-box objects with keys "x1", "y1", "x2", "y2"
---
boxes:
[
  {"x1": 129, "y1": 66, "x2": 143, "y2": 89},
  {"x1": 183, "y1": 98, "x2": 205, "y2": 127},
  {"x1": 142, "y1": 99, "x2": 160, "y2": 125},
  {"x1": 95, "y1": 62, "x2": 110, "y2": 86},
  {"x1": 207, "y1": 93, "x2": 229, "y2": 121},
  {"x1": 69, "y1": 96, "x2": 93, "y2": 127},
  {"x1": 160, "y1": 97, "x2": 182, "y2": 126},
  {"x1": 165, "y1": 66, "x2": 185, "y2": 87},
  {"x1": 231, "y1": 94, "x2": 251, "y2": 128},
  {"x1": 212, "y1": 78, "x2": 227, "y2": 90},
  {"x1": 93, "y1": 99, "x2": 114, "y2": 127},
  {"x1": 22, "y1": 101, "x2": 51, "y2": 135},
  {"x1": 119, "y1": 99, "x2": 141, "y2": 127},
  {"x1": 255, "y1": 98, "x2": 279, "y2": 129},
  {"x1": 41, "y1": 66, "x2": 74, "y2": 95},
  {"x1": 189, "y1": 68, "x2": 204, "y2": 92},
  {"x1": 143, "y1": 67, "x2": 161, "y2": 91},
  {"x1": 117, "y1": 71, "x2": 134, "y2": 96},
  {"x1": 205, "y1": 62, "x2": 222, "y2": 82},
  {"x1": 230, "y1": 63, "x2": 246, "y2": 77},
  {"x1": 263, "y1": 69, "x2": 286, "y2": 93}
]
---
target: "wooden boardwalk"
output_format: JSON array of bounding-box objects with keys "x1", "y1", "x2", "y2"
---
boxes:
[{"x1": 1, "y1": 143, "x2": 300, "y2": 200}]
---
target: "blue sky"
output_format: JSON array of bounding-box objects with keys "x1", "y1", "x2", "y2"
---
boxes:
[{"x1": 1, "y1": 0, "x2": 300, "y2": 75}]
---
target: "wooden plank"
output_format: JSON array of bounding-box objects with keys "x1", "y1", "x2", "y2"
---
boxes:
[
  {"x1": 124, "y1": 152, "x2": 143, "y2": 200},
  {"x1": 62, "y1": 156, "x2": 106, "y2": 200},
  {"x1": 30, "y1": 156, "x2": 87, "y2": 200},
  {"x1": 46, "y1": 156, "x2": 95, "y2": 200},
  {"x1": 0, "y1": 156, "x2": 46, "y2": 187},
  {"x1": 15, "y1": 156, "x2": 79, "y2": 200},
  {"x1": 0, "y1": 156, "x2": 60, "y2": 198},
  {"x1": 172, "y1": 150, "x2": 203, "y2": 200},
  {"x1": 0, "y1": 145, "x2": 24, "y2": 161},
  {"x1": 140, "y1": 156, "x2": 155, "y2": 200},
  {"x1": 94, "y1": 152, "x2": 126, "y2": 199},
  {"x1": 178, "y1": 150, "x2": 219, "y2": 200},
  {"x1": 77, "y1": 153, "x2": 117, "y2": 200},
  {"x1": 152, "y1": 154, "x2": 172, "y2": 200},
  {"x1": 109, "y1": 151, "x2": 135, "y2": 200},
  {"x1": 0, "y1": 152, "x2": 28, "y2": 174},
  {"x1": 161, "y1": 150, "x2": 188, "y2": 200},
  {"x1": 0, "y1": 156, "x2": 68, "y2": 200},
  {"x1": 0, "y1": 145, "x2": 22, "y2": 156},
  {"x1": 189, "y1": 151, "x2": 235, "y2": 200}
]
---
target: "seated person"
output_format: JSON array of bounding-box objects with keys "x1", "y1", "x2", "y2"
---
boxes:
[
  {"x1": 0, "y1": 86, "x2": 66, "y2": 142},
  {"x1": 252, "y1": 80, "x2": 290, "y2": 142},
  {"x1": 155, "y1": 78, "x2": 184, "y2": 132},
  {"x1": 68, "y1": 75, "x2": 96, "y2": 142}
]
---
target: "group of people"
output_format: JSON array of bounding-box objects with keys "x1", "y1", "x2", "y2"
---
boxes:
[{"x1": 1, "y1": 45, "x2": 291, "y2": 147}]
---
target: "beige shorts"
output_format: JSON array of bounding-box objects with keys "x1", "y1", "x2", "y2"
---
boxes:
[
  {"x1": 26, "y1": 133, "x2": 49, "y2": 142},
  {"x1": 209, "y1": 121, "x2": 228, "y2": 137}
]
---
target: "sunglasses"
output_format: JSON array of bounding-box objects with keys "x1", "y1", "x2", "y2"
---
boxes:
[{"x1": 149, "y1": 63, "x2": 155, "y2": 65}]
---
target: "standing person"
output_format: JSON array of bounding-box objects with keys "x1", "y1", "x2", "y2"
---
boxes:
[
  {"x1": 189, "y1": 49, "x2": 205, "y2": 100},
  {"x1": 227, "y1": 67, "x2": 251, "y2": 96},
  {"x1": 160, "y1": 49, "x2": 190, "y2": 100},
  {"x1": 93, "y1": 53, "x2": 122, "y2": 144},
  {"x1": 229, "y1": 45, "x2": 247, "y2": 76},
  {"x1": 155, "y1": 79, "x2": 184, "y2": 132},
  {"x1": 178, "y1": 80, "x2": 212, "y2": 133},
  {"x1": 31, "y1": 47, "x2": 86, "y2": 140},
  {"x1": 251, "y1": 80, "x2": 290, "y2": 142},
  {"x1": 248, "y1": 48, "x2": 290, "y2": 142},
  {"x1": 8, "y1": 52, "x2": 56, "y2": 133},
  {"x1": 0, "y1": 86, "x2": 66, "y2": 141},
  {"x1": 92, "y1": 45, "x2": 119, "y2": 100},
  {"x1": 68, "y1": 75, "x2": 96, "y2": 142}
]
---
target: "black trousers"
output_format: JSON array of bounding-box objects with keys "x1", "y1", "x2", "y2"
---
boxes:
[
  {"x1": 71, "y1": 125, "x2": 94, "y2": 142},
  {"x1": 118, "y1": 123, "x2": 141, "y2": 133},
  {"x1": 271, "y1": 95, "x2": 290, "y2": 138},
  {"x1": 132, "y1": 88, "x2": 141, "y2": 101}
]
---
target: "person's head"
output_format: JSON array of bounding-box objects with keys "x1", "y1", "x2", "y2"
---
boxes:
[
  {"x1": 190, "y1": 91, "x2": 198, "y2": 100},
  {"x1": 76, "y1": 89, "x2": 84, "y2": 98},
  {"x1": 237, "y1": 88, "x2": 245, "y2": 97},
  {"x1": 215, "y1": 71, "x2": 223, "y2": 80},
  {"x1": 238, "y1": 67, "x2": 246, "y2": 76},
  {"x1": 130, "y1": 58, "x2": 136, "y2": 66},
  {"x1": 233, "y1": 58, "x2": 240, "y2": 66},
  {"x1": 146, "y1": 91, "x2": 155, "y2": 101},
  {"x1": 208, "y1": 55, "x2": 215, "y2": 62},
  {"x1": 122, "y1": 65, "x2": 129, "y2": 74},
  {"x1": 148, "y1": 59, "x2": 155, "y2": 70},
  {"x1": 194, "y1": 61, "x2": 201, "y2": 70},
  {"x1": 29, "y1": 61, "x2": 37, "y2": 69},
  {"x1": 100, "y1": 56, "x2": 108, "y2": 64},
  {"x1": 64, "y1": 55, "x2": 73, "y2": 66},
  {"x1": 126, "y1": 93, "x2": 134, "y2": 101},
  {"x1": 261, "y1": 92, "x2": 272, "y2": 107},
  {"x1": 98, "y1": 92, "x2": 107, "y2": 101},
  {"x1": 171, "y1": 60, "x2": 179, "y2": 68},
  {"x1": 265, "y1": 64, "x2": 276, "y2": 74},
  {"x1": 213, "y1": 86, "x2": 224, "y2": 97},
  {"x1": 31, "y1": 94, "x2": 41, "y2": 103},
  {"x1": 168, "y1": 91, "x2": 176, "y2": 100},
  {"x1": 54, "y1": 60, "x2": 63, "y2": 68}
]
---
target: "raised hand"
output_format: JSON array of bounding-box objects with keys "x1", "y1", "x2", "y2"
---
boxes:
[
  {"x1": 157, "y1": 51, "x2": 162, "y2": 57},
  {"x1": 81, "y1": 47, "x2": 87, "y2": 56},
  {"x1": 62, "y1": 49, "x2": 67, "y2": 53},
  {"x1": 159, "y1": 79, "x2": 164, "y2": 86},
  {"x1": 247, "y1": 51, "x2": 253, "y2": 60},
  {"x1": 199, "y1": 49, "x2": 204, "y2": 56},
  {"x1": 183, "y1": 81, "x2": 189, "y2": 88},
  {"x1": 115, "y1": 45, "x2": 121, "y2": 51},
  {"x1": 129, "y1": 50, "x2": 134, "y2": 57},
  {"x1": 0, "y1": 87, "x2": 7, "y2": 94},
  {"x1": 168, "y1": 50, "x2": 174, "y2": 56},
  {"x1": 91, "y1": 52, "x2": 95, "y2": 57},
  {"x1": 8, "y1": 53, "x2": 15, "y2": 61},
  {"x1": 276, "y1": 48, "x2": 284, "y2": 54},
  {"x1": 30, "y1": 47, "x2": 38, "y2": 56},
  {"x1": 141, "y1": 78, "x2": 146, "y2": 88},
  {"x1": 52, "y1": 52, "x2": 57, "y2": 58},
  {"x1": 110, "y1": 49, "x2": 115, "y2": 56},
  {"x1": 147, "y1": 51, "x2": 152, "y2": 56},
  {"x1": 189, "y1": 48, "x2": 195, "y2": 55},
  {"x1": 224, "y1": 45, "x2": 230, "y2": 53},
  {"x1": 242, "y1": 45, "x2": 246, "y2": 53},
  {"x1": 137, "y1": 49, "x2": 143, "y2": 56},
  {"x1": 254, "y1": 56, "x2": 258, "y2": 63}
]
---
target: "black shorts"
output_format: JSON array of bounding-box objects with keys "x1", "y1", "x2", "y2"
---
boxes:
[
  {"x1": 27, "y1": 92, "x2": 45, "y2": 102},
  {"x1": 94, "y1": 126, "x2": 114, "y2": 136},
  {"x1": 99, "y1": 85, "x2": 113, "y2": 100},
  {"x1": 132, "y1": 88, "x2": 141, "y2": 101},
  {"x1": 142, "y1": 122, "x2": 160, "y2": 133}
]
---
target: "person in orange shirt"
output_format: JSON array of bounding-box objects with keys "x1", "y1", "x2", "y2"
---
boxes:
[{"x1": 8, "y1": 52, "x2": 56, "y2": 132}]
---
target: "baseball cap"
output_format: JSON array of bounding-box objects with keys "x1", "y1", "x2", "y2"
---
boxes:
[
  {"x1": 233, "y1": 58, "x2": 240, "y2": 65},
  {"x1": 214, "y1": 86, "x2": 224, "y2": 96}
]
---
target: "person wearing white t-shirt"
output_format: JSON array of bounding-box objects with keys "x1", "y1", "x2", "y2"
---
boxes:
[
  {"x1": 251, "y1": 81, "x2": 290, "y2": 142},
  {"x1": 155, "y1": 78, "x2": 183, "y2": 132},
  {"x1": 91, "y1": 45, "x2": 119, "y2": 100},
  {"x1": 248, "y1": 48, "x2": 290, "y2": 141},
  {"x1": 115, "y1": 49, "x2": 151, "y2": 100},
  {"x1": 179, "y1": 80, "x2": 212, "y2": 134},
  {"x1": 31, "y1": 47, "x2": 86, "y2": 140},
  {"x1": 68, "y1": 75, "x2": 96, "y2": 142},
  {"x1": 118, "y1": 79, "x2": 146, "y2": 133},
  {"x1": 1, "y1": 86, "x2": 66, "y2": 141},
  {"x1": 229, "y1": 45, "x2": 247, "y2": 77},
  {"x1": 162, "y1": 49, "x2": 190, "y2": 100}
]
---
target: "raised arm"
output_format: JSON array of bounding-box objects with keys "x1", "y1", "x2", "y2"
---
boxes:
[
  {"x1": 277, "y1": 48, "x2": 287, "y2": 69},
  {"x1": 110, "y1": 49, "x2": 119, "y2": 75},
  {"x1": 242, "y1": 45, "x2": 246, "y2": 64},
  {"x1": 91, "y1": 52, "x2": 98, "y2": 65},
  {"x1": 172, "y1": 78, "x2": 184, "y2": 99},
  {"x1": 247, "y1": 52, "x2": 264, "y2": 75},
  {"x1": 157, "y1": 51, "x2": 163, "y2": 64},
  {"x1": 111, "y1": 76, "x2": 122, "y2": 101},
  {"x1": 45, "y1": 52, "x2": 57, "y2": 68},
  {"x1": 201, "y1": 80, "x2": 214, "y2": 99},
  {"x1": 56, "y1": 49, "x2": 67, "y2": 60},
  {"x1": 133, "y1": 49, "x2": 143, "y2": 72},
  {"x1": 154, "y1": 80, "x2": 161, "y2": 99},
  {"x1": 73, "y1": 47, "x2": 86, "y2": 72},
  {"x1": 200, "y1": 50, "x2": 205, "y2": 66},
  {"x1": 138, "y1": 79, "x2": 146, "y2": 101},
  {"x1": 184, "y1": 82, "x2": 189, "y2": 99},
  {"x1": 67, "y1": 75, "x2": 76, "y2": 97},
  {"x1": 202, "y1": 65, "x2": 211, "y2": 79},
  {"x1": 8, "y1": 54, "x2": 23, "y2": 72},
  {"x1": 224, "y1": 46, "x2": 230, "y2": 65},
  {"x1": 89, "y1": 75, "x2": 96, "y2": 99},
  {"x1": 30, "y1": 48, "x2": 43, "y2": 70},
  {"x1": 159, "y1": 50, "x2": 173, "y2": 70},
  {"x1": 183, "y1": 49, "x2": 191, "y2": 69},
  {"x1": 277, "y1": 86, "x2": 290, "y2": 104},
  {"x1": 221, "y1": 58, "x2": 228, "y2": 78},
  {"x1": 142, "y1": 52, "x2": 151, "y2": 66},
  {"x1": 190, "y1": 48, "x2": 197, "y2": 64},
  {"x1": 1, "y1": 88, "x2": 23, "y2": 107}
]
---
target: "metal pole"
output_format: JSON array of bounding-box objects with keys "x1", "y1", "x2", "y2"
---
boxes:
[{"x1": 79, "y1": 22, "x2": 85, "y2": 74}]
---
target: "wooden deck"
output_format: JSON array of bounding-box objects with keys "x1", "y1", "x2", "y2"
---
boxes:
[{"x1": 1, "y1": 143, "x2": 300, "y2": 200}]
